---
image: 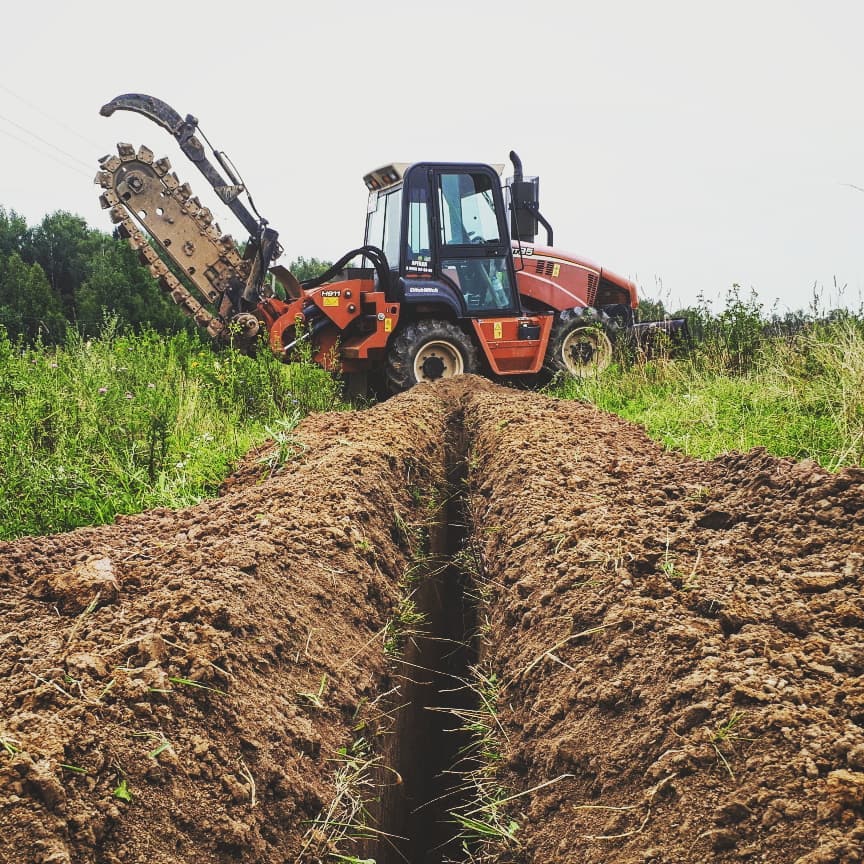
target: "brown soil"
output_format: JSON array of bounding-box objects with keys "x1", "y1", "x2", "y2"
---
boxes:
[{"x1": 2, "y1": 376, "x2": 863, "y2": 864}]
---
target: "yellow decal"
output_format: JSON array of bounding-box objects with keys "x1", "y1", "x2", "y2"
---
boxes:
[
  {"x1": 552, "y1": 263, "x2": 560, "y2": 278},
  {"x1": 493, "y1": 321, "x2": 503, "y2": 339},
  {"x1": 384, "y1": 318, "x2": 392, "y2": 332},
  {"x1": 323, "y1": 296, "x2": 339, "y2": 307}
]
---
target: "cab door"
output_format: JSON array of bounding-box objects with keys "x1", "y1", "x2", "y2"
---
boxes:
[{"x1": 400, "y1": 164, "x2": 521, "y2": 317}]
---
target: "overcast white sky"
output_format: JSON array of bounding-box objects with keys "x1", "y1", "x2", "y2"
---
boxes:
[{"x1": 1, "y1": 0, "x2": 862, "y2": 315}]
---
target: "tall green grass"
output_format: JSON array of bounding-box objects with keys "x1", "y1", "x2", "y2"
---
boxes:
[
  {"x1": 0, "y1": 320, "x2": 343, "y2": 540},
  {"x1": 549, "y1": 315, "x2": 864, "y2": 470},
  {"x1": 3, "y1": 296, "x2": 862, "y2": 542}
]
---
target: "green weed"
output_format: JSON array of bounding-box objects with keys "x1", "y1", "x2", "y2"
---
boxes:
[
  {"x1": 1, "y1": 735, "x2": 21, "y2": 756},
  {"x1": 299, "y1": 674, "x2": 329, "y2": 709},
  {"x1": 257, "y1": 411, "x2": 305, "y2": 472},
  {"x1": 112, "y1": 778, "x2": 133, "y2": 802},
  {"x1": 299, "y1": 736, "x2": 383, "y2": 861},
  {"x1": 168, "y1": 676, "x2": 227, "y2": 696},
  {"x1": 383, "y1": 595, "x2": 427, "y2": 657},
  {"x1": 446, "y1": 666, "x2": 521, "y2": 858},
  {"x1": 659, "y1": 539, "x2": 701, "y2": 591},
  {"x1": 711, "y1": 711, "x2": 755, "y2": 778}
]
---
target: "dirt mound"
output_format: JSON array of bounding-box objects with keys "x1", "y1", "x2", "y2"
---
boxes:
[
  {"x1": 0, "y1": 387, "x2": 450, "y2": 864},
  {"x1": 463, "y1": 384, "x2": 864, "y2": 862},
  {"x1": 2, "y1": 376, "x2": 863, "y2": 864}
]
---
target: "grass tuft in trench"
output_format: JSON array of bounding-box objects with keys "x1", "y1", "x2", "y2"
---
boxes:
[
  {"x1": 447, "y1": 666, "x2": 520, "y2": 860},
  {"x1": 443, "y1": 497, "x2": 522, "y2": 862},
  {"x1": 298, "y1": 735, "x2": 385, "y2": 860}
]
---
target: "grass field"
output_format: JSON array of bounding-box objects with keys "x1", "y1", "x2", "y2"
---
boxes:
[
  {"x1": 2, "y1": 302, "x2": 862, "y2": 541},
  {"x1": 0, "y1": 320, "x2": 342, "y2": 540},
  {"x1": 549, "y1": 315, "x2": 864, "y2": 469}
]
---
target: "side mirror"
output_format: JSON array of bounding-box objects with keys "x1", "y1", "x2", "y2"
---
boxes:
[{"x1": 510, "y1": 177, "x2": 539, "y2": 242}]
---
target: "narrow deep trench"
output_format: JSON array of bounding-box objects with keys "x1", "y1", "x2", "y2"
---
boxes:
[{"x1": 376, "y1": 408, "x2": 481, "y2": 864}]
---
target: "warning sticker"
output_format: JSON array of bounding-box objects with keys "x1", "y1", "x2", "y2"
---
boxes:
[
  {"x1": 384, "y1": 318, "x2": 392, "y2": 332},
  {"x1": 323, "y1": 296, "x2": 339, "y2": 307},
  {"x1": 493, "y1": 321, "x2": 503, "y2": 339}
]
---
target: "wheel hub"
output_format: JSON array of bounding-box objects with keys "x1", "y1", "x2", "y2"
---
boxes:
[
  {"x1": 559, "y1": 325, "x2": 613, "y2": 377},
  {"x1": 413, "y1": 339, "x2": 465, "y2": 383},
  {"x1": 570, "y1": 341, "x2": 595, "y2": 364},
  {"x1": 420, "y1": 355, "x2": 447, "y2": 380}
]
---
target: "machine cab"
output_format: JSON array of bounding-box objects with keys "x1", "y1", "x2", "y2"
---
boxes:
[{"x1": 363, "y1": 161, "x2": 522, "y2": 318}]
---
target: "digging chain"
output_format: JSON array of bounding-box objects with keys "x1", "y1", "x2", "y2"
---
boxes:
[{"x1": 95, "y1": 143, "x2": 256, "y2": 341}]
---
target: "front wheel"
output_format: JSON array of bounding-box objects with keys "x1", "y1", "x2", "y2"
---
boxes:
[
  {"x1": 544, "y1": 309, "x2": 614, "y2": 378},
  {"x1": 386, "y1": 319, "x2": 480, "y2": 394}
]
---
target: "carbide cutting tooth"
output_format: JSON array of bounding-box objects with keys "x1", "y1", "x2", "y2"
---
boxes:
[
  {"x1": 138, "y1": 244, "x2": 160, "y2": 264},
  {"x1": 175, "y1": 182, "x2": 192, "y2": 201},
  {"x1": 190, "y1": 197, "x2": 201, "y2": 209},
  {"x1": 100, "y1": 189, "x2": 120, "y2": 207},
  {"x1": 95, "y1": 170, "x2": 111, "y2": 187},
  {"x1": 109, "y1": 205, "x2": 126, "y2": 224},
  {"x1": 162, "y1": 173, "x2": 179, "y2": 191},
  {"x1": 117, "y1": 142, "x2": 136, "y2": 161},
  {"x1": 206, "y1": 320, "x2": 226, "y2": 339},
  {"x1": 194, "y1": 312, "x2": 214, "y2": 329},
  {"x1": 150, "y1": 259, "x2": 169, "y2": 278},
  {"x1": 101, "y1": 155, "x2": 122, "y2": 172},
  {"x1": 153, "y1": 156, "x2": 171, "y2": 177},
  {"x1": 136, "y1": 145, "x2": 154, "y2": 164},
  {"x1": 196, "y1": 207, "x2": 213, "y2": 227},
  {"x1": 205, "y1": 225, "x2": 221, "y2": 240}
]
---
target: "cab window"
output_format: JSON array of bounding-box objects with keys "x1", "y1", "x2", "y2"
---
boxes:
[
  {"x1": 365, "y1": 187, "x2": 403, "y2": 268},
  {"x1": 438, "y1": 172, "x2": 501, "y2": 245}
]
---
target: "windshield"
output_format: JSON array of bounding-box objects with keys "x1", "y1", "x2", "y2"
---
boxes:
[{"x1": 438, "y1": 172, "x2": 501, "y2": 245}]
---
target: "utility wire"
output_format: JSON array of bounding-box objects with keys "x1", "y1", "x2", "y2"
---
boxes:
[
  {"x1": 0, "y1": 82, "x2": 105, "y2": 150},
  {"x1": 0, "y1": 110, "x2": 94, "y2": 172},
  {"x1": 0, "y1": 125, "x2": 93, "y2": 180}
]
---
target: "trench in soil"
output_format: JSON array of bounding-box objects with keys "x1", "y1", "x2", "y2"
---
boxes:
[{"x1": 374, "y1": 408, "x2": 480, "y2": 864}]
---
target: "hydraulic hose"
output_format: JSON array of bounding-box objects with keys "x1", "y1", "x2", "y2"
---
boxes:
[{"x1": 301, "y1": 245, "x2": 391, "y2": 295}]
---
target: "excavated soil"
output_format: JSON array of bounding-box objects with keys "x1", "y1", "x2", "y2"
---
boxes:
[{"x1": 2, "y1": 376, "x2": 864, "y2": 864}]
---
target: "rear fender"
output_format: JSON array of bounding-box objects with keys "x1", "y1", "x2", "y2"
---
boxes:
[{"x1": 471, "y1": 315, "x2": 553, "y2": 375}]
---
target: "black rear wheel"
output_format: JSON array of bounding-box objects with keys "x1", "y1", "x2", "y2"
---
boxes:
[
  {"x1": 386, "y1": 320, "x2": 480, "y2": 394},
  {"x1": 543, "y1": 309, "x2": 615, "y2": 379}
]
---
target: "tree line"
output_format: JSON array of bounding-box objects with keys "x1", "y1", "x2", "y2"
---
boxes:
[
  {"x1": 0, "y1": 207, "x2": 196, "y2": 343},
  {"x1": 0, "y1": 206, "x2": 332, "y2": 345}
]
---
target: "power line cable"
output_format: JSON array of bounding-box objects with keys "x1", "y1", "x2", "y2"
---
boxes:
[
  {"x1": 0, "y1": 82, "x2": 105, "y2": 150},
  {"x1": 0, "y1": 110, "x2": 94, "y2": 172},
  {"x1": 0, "y1": 126, "x2": 93, "y2": 180}
]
